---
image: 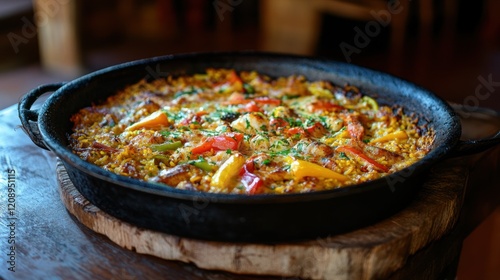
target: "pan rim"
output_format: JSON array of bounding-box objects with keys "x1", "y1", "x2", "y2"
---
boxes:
[{"x1": 37, "y1": 51, "x2": 461, "y2": 203}]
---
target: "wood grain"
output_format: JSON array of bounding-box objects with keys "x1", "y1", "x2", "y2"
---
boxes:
[{"x1": 56, "y1": 158, "x2": 468, "y2": 280}]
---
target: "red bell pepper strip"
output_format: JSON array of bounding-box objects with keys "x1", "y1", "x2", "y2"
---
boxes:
[
  {"x1": 239, "y1": 161, "x2": 263, "y2": 194},
  {"x1": 336, "y1": 145, "x2": 390, "y2": 173},
  {"x1": 243, "y1": 102, "x2": 262, "y2": 113},
  {"x1": 224, "y1": 95, "x2": 281, "y2": 106},
  {"x1": 285, "y1": 127, "x2": 305, "y2": 136},
  {"x1": 254, "y1": 97, "x2": 281, "y2": 106},
  {"x1": 310, "y1": 101, "x2": 344, "y2": 112},
  {"x1": 270, "y1": 118, "x2": 288, "y2": 128},
  {"x1": 191, "y1": 133, "x2": 243, "y2": 155}
]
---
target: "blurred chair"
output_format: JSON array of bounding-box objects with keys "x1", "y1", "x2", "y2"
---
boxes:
[
  {"x1": 32, "y1": 0, "x2": 175, "y2": 77},
  {"x1": 33, "y1": 0, "x2": 83, "y2": 77},
  {"x1": 260, "y1": 0, "x2": 409, "y2": 56}
]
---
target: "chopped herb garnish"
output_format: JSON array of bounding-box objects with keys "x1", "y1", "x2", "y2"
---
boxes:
[
  {"x1": 219, "y1": 111, "x2": 240, "y2": 122},
  {"x1": 189, "y1": 157, "x2": 216, "y2": 172},
  {"x1": 286, "y1": 118, "x2": 303, "y2": 127},
  {"x1": 174, "y1": 86, "x2": 200, "y2": 98},
  {"x1": 160, "y1": 130, "x2": 183, "y2": 139},
  {"x1": 243, "y1": 83, "x2": 255, "y2": 94},
  {"x1": 151, "y1": 141, "x2": 182, "y2": 151}
]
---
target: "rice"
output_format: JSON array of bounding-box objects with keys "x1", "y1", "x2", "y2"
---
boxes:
[{"x1": 69, "y1": 69, "x2": 434, "y2": 194}]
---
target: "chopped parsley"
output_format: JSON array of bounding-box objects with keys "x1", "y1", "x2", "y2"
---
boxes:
[
  {"x1": 174, "y1": 86, "x2": 201, "y2": 98},
  {"x1": 243, "y1": 83, "x2": 255, "y2": 94}
]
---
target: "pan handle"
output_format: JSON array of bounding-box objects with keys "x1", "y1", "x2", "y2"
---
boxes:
[
  {"x1": 450, "y1": 103, "x2": 500, "y2": 156},
  {"x1": 18, "y1": 83, "x2": 66, "y2": 150}
]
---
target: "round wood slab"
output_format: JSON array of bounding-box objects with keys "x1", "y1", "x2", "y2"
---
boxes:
[{"x1": 56, "y1": 159, "x2": 468, "y2": 279}]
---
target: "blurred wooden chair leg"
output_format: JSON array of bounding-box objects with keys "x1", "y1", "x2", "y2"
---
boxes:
[
  {"x1": 260, "y1": 0, "x2": 409, "y2": 64},
  {"x1": 33, "y1": 0, "x2": 84, "y2": 77},
  {"x1": 260, "y1": 0, "x2": 321, "y2": 55},
  {"x1": 387, "y1": 0, "x2": 410, "y2": 74}
]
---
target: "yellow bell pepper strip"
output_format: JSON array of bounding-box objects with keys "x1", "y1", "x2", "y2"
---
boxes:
[
  {"x1": 289, "y1": 158, "x2": 349, "y2": 181},
  {"x1": 308, "y1": 84, "x2": 334, "y2": 98},
  {"x1": 151, "y1": 141, "x2": 182, "y2": 152},
  {"x1": 125, "y1": 110, "x2": 170, "y2": 131},
  {"x1": 336, "y1": 145, "x2": 389, "y2": 173},
  {"x1": 191, "y1": 132, "x2": 244, "y2": 155},
  {"x1": 239, "y1": 161, "x2": 264, "y2": 194},
  {"x1": 211, "y1": 153, "x2": 246, "y2": 189},
  {"x1": 361, "y1": 96, "x2": 379, "y2": 111},
  {"x1": 369, "y1": 131, "x2": 408, "y2": 144}
]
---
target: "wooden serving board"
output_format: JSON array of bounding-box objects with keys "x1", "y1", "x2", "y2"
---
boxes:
[{"x1": 56, "y1": 159, "x2": 468, "y2": 279}]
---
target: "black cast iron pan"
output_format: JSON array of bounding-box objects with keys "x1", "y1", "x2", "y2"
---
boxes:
[{"x1": 18, "y1": 52, "x2": 500, "y2": 242}]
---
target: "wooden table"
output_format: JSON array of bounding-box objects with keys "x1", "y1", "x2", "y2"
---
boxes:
[{"x1": 1, "y1": 103, "x2": 499, "y2": 279}]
